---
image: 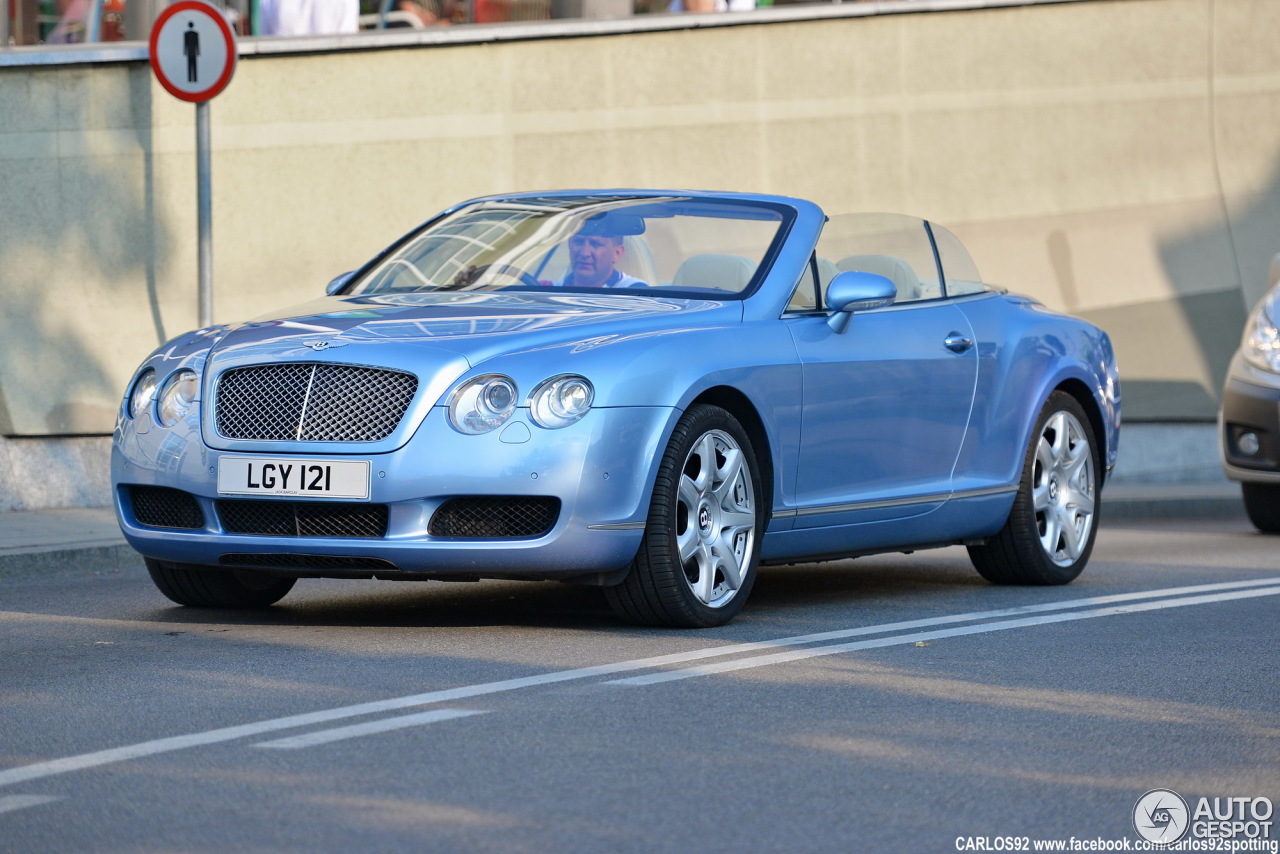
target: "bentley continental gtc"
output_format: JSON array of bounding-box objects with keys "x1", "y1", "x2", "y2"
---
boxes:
[{"x1": 113, "y1": 190, "x2": 1121, "y2": 627}]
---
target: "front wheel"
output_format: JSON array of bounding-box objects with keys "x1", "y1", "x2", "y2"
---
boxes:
[
  {"x1": 968, "y1": 392, "x2": 1100, "y2": 585},
  {"x1": 145, "y1": 558, "x2": 296, "y2": 608},
  {"x1": 605, "y1": 405, "x2": 763, "y2": 627},
  {"x1": 1241, "y1": 483, "x2": 1280, "y2": 533}
]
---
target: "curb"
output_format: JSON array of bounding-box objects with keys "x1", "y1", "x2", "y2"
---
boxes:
[
  {"x1": 0, "y1": 544, "x2": 140, "y2": 581},
  {"x1": 1102, "y1": 483, "x2": 1246, "y2": 522}
]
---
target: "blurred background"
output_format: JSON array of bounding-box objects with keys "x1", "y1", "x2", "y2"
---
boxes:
[{"x1": 1, "y1": 0, "x2": 1276, "y2": 509}]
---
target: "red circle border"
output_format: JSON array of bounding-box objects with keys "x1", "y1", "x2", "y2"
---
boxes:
[{"x1": 149, "y1": 0, "x2": 238, "y2": 103}]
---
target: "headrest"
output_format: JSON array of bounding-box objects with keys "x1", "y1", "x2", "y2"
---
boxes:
[
  {"x1": 673, "y1": 254, "x2": 756, "y2": 291},
  {"x1": 837, "y1": 254, "x2": 920, "y2": 299}
]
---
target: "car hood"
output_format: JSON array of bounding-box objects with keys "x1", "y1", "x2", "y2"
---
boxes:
[{"x1": 207, "y1": 291, "x2": 739, "y2": 371}]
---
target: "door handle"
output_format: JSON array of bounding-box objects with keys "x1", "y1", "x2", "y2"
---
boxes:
[{"x1": 944, "y1": 333, "x2": 973, "y2": 353}]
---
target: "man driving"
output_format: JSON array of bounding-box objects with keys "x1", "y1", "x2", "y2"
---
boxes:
[{"x1": 560, "y1": 215, "x2": 648, "y2": 288}]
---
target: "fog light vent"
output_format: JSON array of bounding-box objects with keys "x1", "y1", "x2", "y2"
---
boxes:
[
  {"x1": 429, "y1": 497, "x2": 560, "y2": 539},
  {"x1": 130, "y1": 486, "x2": 205, "y2": 530}
]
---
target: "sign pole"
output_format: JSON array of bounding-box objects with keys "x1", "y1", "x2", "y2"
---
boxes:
[
  {"x1": 196, "y1": 100, "x2": 213, "y2": 328},
  {"x1": 149, "y1": 0, "x2": 237, "y2": 332}
]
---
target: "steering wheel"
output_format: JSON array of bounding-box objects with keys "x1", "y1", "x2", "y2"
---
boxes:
[{"x1": 451, "y1": 264, "x2": 542, "y2": 289}]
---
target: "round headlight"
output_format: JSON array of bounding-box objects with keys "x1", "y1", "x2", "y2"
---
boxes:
[
  {"x1": 448, "y1": 375, "x2": 518, "y2": 434},
  {"x1": 530, "y1": 375, "x2": 594, "y2": 429},
  {"x1": 157, "y1": 370, "x2": 200, "y2": 427},
  {"x1": 1243, "y1": 286, "x2": 1280, "y2": 373},
  {"x1": 129, "y1": 369, "x2": 158, "y2": 419}
]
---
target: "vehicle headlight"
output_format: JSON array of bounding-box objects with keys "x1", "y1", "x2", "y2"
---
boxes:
[
  {"x1": 157, "y1": 370, "x2": 199, "y2": 427},
  {"x1": 448, "y1": 375, "x2": 518, "y2": 434},
  {"x1": 129, "y1": 369, "x2": 158, "y2": 419},
  {"x1": 1243, "y1": 286, "x2": 1280, "y2": 373},
  {"x1": 530, "y1": 375, "x2": 594, "y2": 429}
]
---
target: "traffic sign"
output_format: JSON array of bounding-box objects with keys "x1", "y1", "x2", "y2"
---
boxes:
[{"x1": 149, "y1": 0, "x2": 237, "y2": 103}]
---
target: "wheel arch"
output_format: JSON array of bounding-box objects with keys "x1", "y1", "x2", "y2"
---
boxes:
[
  {"x1": 1054, "y1": 377, "x2": 1110, "y2": 483},
  {"x1": 688, "y1": 385, "x2": 775, "y2": 520}
]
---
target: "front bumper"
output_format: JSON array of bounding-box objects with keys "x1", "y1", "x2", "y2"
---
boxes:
[
  {"x1": 112, "y1": 405, "x2": 676, "y2": 579},
  {"x1": 1220, "y1": 352, "x2": 1280, "y2": 484}
]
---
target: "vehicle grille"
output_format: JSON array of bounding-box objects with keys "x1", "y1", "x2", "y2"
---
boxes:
[
  {"x1": 216, "y1": 500, "x2": 389, "y2": 538},
  {"x1": 129, "y1": 486, "x2": 205, "y2": 530},
  {"x1": 429, "y1": 497, "x2": 560, "y2": 539},
  {"x1": 220, "y1": 554, "x2": 398, "y2": 571},
  {"x1": 215, "y1": 363, "x2": 417, "y2": 442}
]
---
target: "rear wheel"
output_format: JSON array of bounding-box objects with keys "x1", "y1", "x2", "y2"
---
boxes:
[
  {"x1": 1241, "y1": 483, "x2": 1280, "y2": 533},
  {"x1": 145, "y1": 558, "x2": 296, "y2": 608},
  {"x1": 968, "y1": 392, "x2": 1099, "y2": 585},
  {"x1": 605, "y1": 404, "x2": 763, "y2": 627}
]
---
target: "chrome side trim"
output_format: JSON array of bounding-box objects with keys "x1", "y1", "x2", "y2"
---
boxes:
[
  {"x1": 772, "y1": 485, "x2": 1017, "y2": 520},
  {"x1": 587, "y1": 522, "x2": 646, "y2": 531}
]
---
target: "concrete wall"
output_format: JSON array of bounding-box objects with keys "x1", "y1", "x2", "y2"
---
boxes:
[
  {"x1": 1, "y1": 0, "x2": 1278, "y2": 448},
  {"x1": 0, "y1": 435, "x2": 111, "y2": 511}
]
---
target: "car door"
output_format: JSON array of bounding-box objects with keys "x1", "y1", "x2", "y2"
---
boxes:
[{"x1": 786, "y1": 215, "x2": 979, "y2": 527}]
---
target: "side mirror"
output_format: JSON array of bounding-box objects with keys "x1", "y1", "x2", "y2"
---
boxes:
[
  {"x1": 825, "y1": 271, "x2": 897, "y2": 332},
  {"x1": 326, "y1": 272, "x2": 355, "y2": 296}
]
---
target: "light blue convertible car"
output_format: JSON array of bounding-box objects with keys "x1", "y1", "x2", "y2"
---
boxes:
[{"x1": 113, "y1": 190, "x2": 1121, "y2": 627}]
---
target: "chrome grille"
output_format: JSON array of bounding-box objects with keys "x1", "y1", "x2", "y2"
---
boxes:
[{"x1": 215, "y1": 363, "x2": 417, "y2": 442}]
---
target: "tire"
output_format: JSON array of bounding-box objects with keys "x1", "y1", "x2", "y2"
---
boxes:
[
  {"x1": 145, "y1": 558, "x2": 296, "y2": 608},
  {"x1": 605, "y1": 404, "x2": 764, "y2": 628},
  {"x1": 968, "y1": 392, "x2": 1100, "y2": 585},
  {"x1": 1242, "y1": 483, "x2": 1280, "y2": 533}
]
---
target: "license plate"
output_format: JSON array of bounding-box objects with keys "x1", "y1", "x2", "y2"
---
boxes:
[{"x1": 217, "y1": 457, "x2": 370, "y2": 499}]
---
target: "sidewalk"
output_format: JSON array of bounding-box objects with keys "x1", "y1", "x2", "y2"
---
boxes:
[
  {"x1": 0, "y1": 483, "x2": 1248, "y2": 580},
  {"x1": 0, "y1": 506, "x2": 137, "y2": 579}
]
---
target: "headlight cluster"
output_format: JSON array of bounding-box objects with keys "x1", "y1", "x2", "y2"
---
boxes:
[
  {"x1": 448, "y1": 373, "x2": 594, "y2": 434},
  {"x1": 129, "y1": 370, "x2": 159, "y2": 420},
  {"x1": 128, "y1": 368, "x2": 200, "y2": 427},
  {"x1": 1243, "y1": 286, "x2": 1280, "y2": 374}
]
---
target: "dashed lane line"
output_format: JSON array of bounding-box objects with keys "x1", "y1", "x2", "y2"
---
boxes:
[
  {"x1": 0, "y1": 795, "x2": 62, "y2": 815},
  {"x1": 255, "y1": 708, "x2": 488, "y2": 749}
]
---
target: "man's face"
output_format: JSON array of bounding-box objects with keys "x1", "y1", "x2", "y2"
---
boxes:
[{"x1": 568, "y1": 234, "x2": 624, "y2": 287}]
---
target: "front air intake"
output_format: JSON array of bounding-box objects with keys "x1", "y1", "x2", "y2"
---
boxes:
[
  {"x1": 429, "y1": 497, "x2": 560, "y2": 539},
  {"x1": 216, "y1": 500, "x2": 389, "y2": 538}
]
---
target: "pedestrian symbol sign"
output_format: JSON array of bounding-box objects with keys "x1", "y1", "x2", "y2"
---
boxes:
[{"x1": 149, "y1": 0, "x2": 237, "y2": 103}]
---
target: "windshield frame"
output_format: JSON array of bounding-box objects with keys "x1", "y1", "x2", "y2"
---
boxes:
[{"x1": 336, "y1": 194, "x2": 799, "y2": 302}]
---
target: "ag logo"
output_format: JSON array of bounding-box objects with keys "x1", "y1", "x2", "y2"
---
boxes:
[{"x1": 1134, "y1": 789, "x2": 1190, "y2": 843}]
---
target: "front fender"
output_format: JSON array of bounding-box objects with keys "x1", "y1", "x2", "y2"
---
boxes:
[{"x1": 468, "y1": 317, "x2": 803, "y2": 531}]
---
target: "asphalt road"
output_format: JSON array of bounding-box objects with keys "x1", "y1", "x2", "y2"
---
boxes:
[{"x1": 1, "y1": 517, "x2": 1277, "y2": 853}]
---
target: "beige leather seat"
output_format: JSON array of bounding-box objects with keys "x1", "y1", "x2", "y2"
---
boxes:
[
  {"x1": 837, "y1": 254, "x2": 920, "y2": 301},
  {"x1": 672, "y1": 254, "x2": 756, "y2": 292}
]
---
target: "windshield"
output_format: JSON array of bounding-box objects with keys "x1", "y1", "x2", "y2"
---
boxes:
[{"x1": 345, "y1": 196, "x2": 792, "y2": 299}]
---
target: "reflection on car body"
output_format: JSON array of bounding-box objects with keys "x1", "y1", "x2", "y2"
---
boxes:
[{"x1": 113, "y1": 190, "x2": 1122, "y2": 627}]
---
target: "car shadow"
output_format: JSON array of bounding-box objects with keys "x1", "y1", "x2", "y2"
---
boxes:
[{"x1": 136, "y1": 550, "x2": 992, "y2": 632}]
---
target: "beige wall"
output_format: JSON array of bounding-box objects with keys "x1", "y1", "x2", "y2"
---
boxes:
[{"x1": 1, "y1": 0, "x2": 1277, "y2": 437}]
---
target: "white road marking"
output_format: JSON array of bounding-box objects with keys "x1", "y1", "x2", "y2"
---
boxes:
[
  {"x1": 0, "y1": 577, "x2": 1276, "y2": 789},
  {"x1": 0, "y1": 795, "x2": 61, "y2": 814},
  {"x1": 609, "y1": 586, "x2": 1280, "y2": 686},
  {"x1": 255, "y1": 708, "x2": 487, "y2": 749}
]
